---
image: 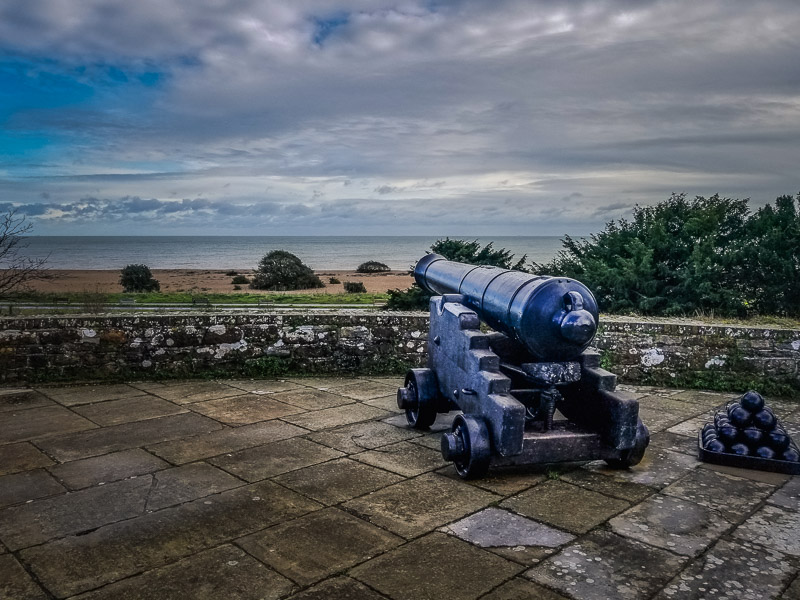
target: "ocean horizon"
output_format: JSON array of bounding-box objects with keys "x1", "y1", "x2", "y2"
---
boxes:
[{"x1": 22, "y1": 236, "x2": 569, "y2": 271}]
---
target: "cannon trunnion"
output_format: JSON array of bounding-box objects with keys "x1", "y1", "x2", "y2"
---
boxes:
[{"x1": 398, "y1": 255, "x2": 649, "y2": 479}]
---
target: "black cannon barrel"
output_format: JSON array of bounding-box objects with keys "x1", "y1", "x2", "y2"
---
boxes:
[{"x1": 414, "y1": 254, "x2": 599, "y2": 361}]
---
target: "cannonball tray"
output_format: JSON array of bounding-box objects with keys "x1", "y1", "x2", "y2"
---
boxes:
[{"x1": 698, "y1": 431, "x2": 800, "y2": 475}]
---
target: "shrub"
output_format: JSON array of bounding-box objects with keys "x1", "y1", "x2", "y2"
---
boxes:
[
  {"x1": 385, "y1": 285, "x2": 431, "y2": 310},
  {"x1": 231, "y1": 275, "x2": 250, "y2": 284},
  {"x1": 119, "y1": 264, "x2": 160, "y2": 293},
  {"x1": 329, "y1": 277, "x2": 341, "y2": 284},
  {"x1": 343, "y1": 281, "x2": 367, "y2": 293},
  {"x1": 225, "y1": 270, "x2": 238, "y2": 276},
  {"x1": 233, "y1": 285, "x2": 242, "y2": 290},
  {"x1": 250, "y1": 250, "x2": 324, "y2": 291},
  {"x1": 356, "y1": 261, "x2": 390, "y2": 273}
]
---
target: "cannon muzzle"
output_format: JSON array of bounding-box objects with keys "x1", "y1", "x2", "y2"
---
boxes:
[{"x1": 414, "y1": 253, "x2": 598, "y2": 361}]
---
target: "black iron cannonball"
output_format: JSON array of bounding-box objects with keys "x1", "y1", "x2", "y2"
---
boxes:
[
  {"x1": 730, "y1": 443, "x2": 750, "y2": 456},
  {"x1": 754, "y1": 446, "x2": 776, "y2": 460},
  {"x1": 702, "y1": 423, "x2": 716, "y2": 437},
  {"x1": 717, "y1": 424, "x2": 739, "y2": 445},
  {"x1": 766, "y1": 430, "x2": 791, "y2": 452},
  {"x1": 705, "y1": 439, "x2": 727, "y2": 453},
  {"x1": 783, "y1": 448, "x2": 800, "y2": 462},
  {"x1": 740, "y1": 391, "x2": 765, "y2": 412},
  {"x1": 728, "y1": 406, "x2": 752, "y2": 428},
  {"x1": 740, "y1": 427, "x2": 764, "y2": 448},
  {"x1": 752, "y1": 408, "x2": 777, "y2": 431},
  {"x1": 714, "y1": 412, "x2": 730, "y2": 428}
]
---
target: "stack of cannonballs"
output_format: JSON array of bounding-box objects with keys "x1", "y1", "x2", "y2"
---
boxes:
[{"x1": 701, "y1": 391, "x2": 799, "y2": 464}]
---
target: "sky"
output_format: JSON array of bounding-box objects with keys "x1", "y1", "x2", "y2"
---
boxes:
[{"x1": 1, "y1": 0, "x2": 799, "y2": 236}]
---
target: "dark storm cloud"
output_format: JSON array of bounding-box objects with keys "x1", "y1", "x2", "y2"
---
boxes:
[{"x1": 0, "y1": 0, "x2": 798, "y2": 234}]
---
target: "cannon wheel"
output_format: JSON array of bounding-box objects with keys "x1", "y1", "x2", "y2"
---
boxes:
[
  {"x1": 449, "y1": 414, "x2": 491, "y2": 479},
  {"x1": 400, "y1": 369, "x2": 438, "y2": 429},
  {"x1": 605, "y1": 419, "x2": 650, "y2": 469}
]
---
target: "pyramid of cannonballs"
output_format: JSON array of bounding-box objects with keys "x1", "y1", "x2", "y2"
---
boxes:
[{"x1": 701, "y1": 391, "x2": 799, "y2": 466}]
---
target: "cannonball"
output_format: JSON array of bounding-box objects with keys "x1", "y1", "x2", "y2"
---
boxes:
[
  {"x1": 717, "y1": 424, "x2": 739, "y2": 445},
  {"x1": 754, "y1": 446, "x2": 776, "y2": 460},
  {"x1": 728, "y1": 406, "x2": 752, "y2": 428},
  {"x1": 740, "y1": 427, "x2": 764, "y2": 448},
  {"x1": 705, "y1": 439, "x2": 727, "y2": 453},
  {"x1": 730, "y1": 443, "x2": 750, "y2": 456},
  {"x1": 740, "y1": 391, "x2": 765, "y2": 412},
  {"x1": 752, "y1": 408, "x2": 777, "y2": 431},
  {"x1": 766, "y1": 430, "x2": 791, "y2": 452},
  {"x1": 702, "y1": 423, "x2": 716, "y2": 437},
  {"x1": 782, "y1": 448, "x2": 800, "y2": 462},
  {"x1": 714, "y1": 413, "x2": 731, "y2": 428}
]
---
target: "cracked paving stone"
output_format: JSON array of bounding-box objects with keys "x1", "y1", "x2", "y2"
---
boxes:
[
  {"x1": 559, "y1": 469, "x2": 655, "y2": 503},
  {"x1": 648, "y1": 431, "x2": 699, "y2": 456},
  {"x1": 481, "y1": 578, "x2": 570, "y2": 600},
  {"x1": 353, "y1": 440, "x2": 448, "y2": 476},
  {"x1": 655, "y1": 538, "x2": 795, "y2": 600},
  {"x1": 289, "y1": 377, "x2": 356, "y2": 390},
  {"x1": 0, "y1": 469, "x2": 66, "y2": 509},
  {"x1": 609, "y1": 493, "x2": 731, "y2": 557},
  {"x1": 0, "y1": 475, "x2": 152, "y2": 550},
  {"x1": 0, "y1": 442, "x2": 54, "y2": 476},
  {"x1": 274, "y1": 458, "x2": 403, "y2": 505},
  {"x1": 283, "y1": 404, "x2": 391, "y2": 431},
  {"x1": 768, "y1": 477, "x2": 800, "y2": 511},
  {"x1": 307, "y1": 420, "x2": 420, "y2": 454},
  {"x1": 733, "y1": 504, "x2": 800, "y2": 557},
  {"x1": 0, "y1": 389, "x2": 55, "y2": 412},
  {"x1": 237, "y1": 507, "x2": 403, "y2": 586},
  {"x1": 224, "y1": 379, "x2": 302, "y2": 393},
  {"x1": 209, "y1": 437, "x2": 344, "y2": 482},
  {"x1": 269, "y1": 388, "x2": 354, "y2": 410},
  {"x1": 362, "y1": 393, "x2": 403, "y2": 413},
  {"x1": 383, "y1": 411, "x2": 456, "y2": 433},
  {"x1": 583, "y1": 447, "x2": 699, "y2": 488},
  {"x1": 190, "y1": 394, "x2": 304, "y2": 425},
  {"x1": 638, "y1": 407, "x2": 689, "y2": 433},
  {"x1": 36, "y1": 412, "x2": 224, "y2": 462},
  {"x1": 0, "y1": 553, "x2": 48, "y2": 600},
  {"x1": 698, "y1": 462, "x2": 791, "y2": 486},
  {"x1": 335, "y1": 381, "x2": 398, "y2": 401},
  {"x1": 147, "y1": 420, "x2": 306, "y2": 464},
  {"x1": 343, "y1": 472, "x2": 499, "y2": 539},
  {"x1": 72, "y1": 395, "x2": 186, "y2": 426},
  {"x1": 1, "y1": 406, "x2": 97, "y2": 444},
  {"x1": 38, "y1": 384, "x2": 143, "y2": 406},
  {"x1": 638, "y1": 396, "x2": 712, "y2": 417},
  {"x1": 19, "y1": 481, "x2": 321, "y2": 598},
  {"x1": 142, "y1": 381, "x2": 244, "y2": 404},
  {"x1": 48, "y1": 449, "x2": 169, "y2": 490},
  {"x1": 146, "y1": 462, "x2": 242, "y2": 511},
  {"x1": 526, "y1": 530, "x2": 686, "y2": 600},
  {"x1": 283, "y1": 576, "x2": 388, "y2": 600},
  {"x1": 662, "y1": 468, "x2": 774, "y2": 522},
  {"x1": 666, "y1": 413, "x2": 717, "y2": 438},
  {"x1": 437, "y1": 465, "x2": 546, "y2": 496},
  {"x1": 351, "y1": 532, "x2": 522, "y2": 600},
  {"x1": 72, "y1": 544, "x2": 294, "y2": 600},
  {"x1": 501, "y1": 480, "x2": 630, "y2": 534},
  {"x1": 441, "y1": 507, "x2": 575, "y2": 548}
]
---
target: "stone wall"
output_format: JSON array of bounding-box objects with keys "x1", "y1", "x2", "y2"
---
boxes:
[{"x1": 1, "y1": 312, "x2": 799, "y2": 393}]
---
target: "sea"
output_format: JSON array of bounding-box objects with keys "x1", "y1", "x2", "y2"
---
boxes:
[{"x1": 21, "y1": 236, "x2": 567, "y2": 271}]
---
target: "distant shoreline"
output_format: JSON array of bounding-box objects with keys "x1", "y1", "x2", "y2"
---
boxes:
[{"x1": 18, "y1": 269, "x2": 415, "y2": 295}]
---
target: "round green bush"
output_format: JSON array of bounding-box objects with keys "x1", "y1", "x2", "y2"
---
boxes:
[
  {"x1": 119, "y1": 264, "x2": 160, "y2": 293},
  {"x1": 250, "y1": 250, "x2": 324, "y2": 291},
  {"x1": 356, "y1": 261, "x2": 390, "y2": 273}
]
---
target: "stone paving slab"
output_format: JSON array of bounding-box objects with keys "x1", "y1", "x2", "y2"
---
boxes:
[
  {"x1": 48, "y1": 448, "x2": 169, "y2": 490},
  {"x1": 147, "y1": 419, "x2": 306, "y2": 464},
  {"x1": 36, "y1": 412, "x2": 224, "y2": 461},
  {"x1": 0, "y1": 378, "x2": 796, "y2": 600},
  {"x1": 0, "y1": 442, "x2": 54, "y2": 476},
  {"x1": 238, "y1": 507, "x2": 403, "y2": 586},
  {"x1": 73, "y1": 544, "x2": 295, "y2": 600},
  {"x1": 0, "y1": 468, "x2": 66, "y2": 509},
  {"x1": 71, "y1": 395, "x2": 186, "y2": 426},
  {"x1": 350, "y1": 532, "x2": 523, "y2": 600}
]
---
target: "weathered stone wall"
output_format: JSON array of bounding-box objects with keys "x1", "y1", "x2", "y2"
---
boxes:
[
  {"x1": 1, "y1": 312, "x2": 799, "y2": 392},
  {"x1": 0, "y1": 312, "x2": 429, "y2": 383}
]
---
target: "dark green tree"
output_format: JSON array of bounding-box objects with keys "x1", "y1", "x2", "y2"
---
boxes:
[
  {"x1": 250, "y1": 250, "x2": 323, "y2": 291},
  {"x1": 119, "y1": 264, "x2": 160, "y2": 293},
  {"x1": 356, "y1": 261, "x2": 390, "y2": 273}
]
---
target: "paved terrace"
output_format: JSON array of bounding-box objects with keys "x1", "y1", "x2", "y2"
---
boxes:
[{"x1": 1, "y1": 378, "x2": 799, "y2": 600}]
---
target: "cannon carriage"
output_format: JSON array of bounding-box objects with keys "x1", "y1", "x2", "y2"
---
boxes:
[{"x1": 397, "y1": 254, "x2": 649, "y2": 479}]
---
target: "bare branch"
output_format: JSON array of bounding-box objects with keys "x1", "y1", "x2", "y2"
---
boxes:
[{"x1": 0, "y1": 209, "x2": 49, "y2": 297}]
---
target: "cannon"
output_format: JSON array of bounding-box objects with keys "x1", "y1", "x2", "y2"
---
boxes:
[{"x1": 397, "y1": 254, "x2": 649, "y2": 478}]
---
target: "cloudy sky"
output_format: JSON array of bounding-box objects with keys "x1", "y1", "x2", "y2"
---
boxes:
[{"x1": 1, "y1": 0, "x2": 798, "y2": 235}]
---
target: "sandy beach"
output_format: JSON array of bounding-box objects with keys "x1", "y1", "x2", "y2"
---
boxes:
[{"x1": 20, "y1": 269, "x2": 414, "y2": 295}]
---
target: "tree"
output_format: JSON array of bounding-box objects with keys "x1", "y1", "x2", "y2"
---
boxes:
[
  {"x1": 250, "y1": 250, "x2": 324, "y2": 291},
  {"x1": 356, "y1": 260, "x2": 390, "y2": 273},
  {"x1": 386, "y1": 238, "x2": 527, "y2": 310},
  {"x1": 0, "y1": 210, "x2": 49, "y2": 297},
  {"x1": 120, "y1": 264, "x2": 161, "y2": 293}
]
